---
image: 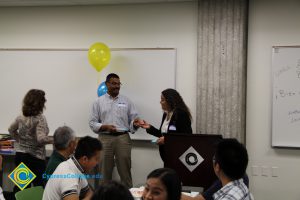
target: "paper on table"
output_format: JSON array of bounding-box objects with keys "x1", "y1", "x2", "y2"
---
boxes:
[
  {"x1": 116, "y1": 127, "x2": 129, "y2": 132},
  {"x1": 130, "y1": 186, "x2": 199, "y2": 199},
  {"x1": 130, "y1": 186, "x2": 144, "y2": 198},
  {"x1": 182, "y1": 191, "x2": 200, "y2": 197}
]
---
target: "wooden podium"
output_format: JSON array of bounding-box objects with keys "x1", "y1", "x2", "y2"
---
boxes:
[{"x1": 164, "y1": 133, "x2": 222, "y2": 191}]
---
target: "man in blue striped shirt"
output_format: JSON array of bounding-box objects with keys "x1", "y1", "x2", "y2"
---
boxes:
[{"x1": 89, "y1": 73, "x2": 142, "y2": 188}]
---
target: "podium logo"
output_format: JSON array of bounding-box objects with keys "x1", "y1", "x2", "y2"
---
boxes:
[
  {"x1": 179, "y1": 146, "x2": 204, "y2": 172},
  {"x1": 8, "y1": 162, "x2": 36, "y2": 190}
]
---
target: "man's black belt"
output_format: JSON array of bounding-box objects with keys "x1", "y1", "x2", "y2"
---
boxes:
[{"x1": 101, "y1": 132, "x2": 128, "y2": 136}]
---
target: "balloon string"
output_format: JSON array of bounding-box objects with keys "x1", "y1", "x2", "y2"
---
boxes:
[{"x1": 97, "y1": 72, "x2": 100, "y2": 86}]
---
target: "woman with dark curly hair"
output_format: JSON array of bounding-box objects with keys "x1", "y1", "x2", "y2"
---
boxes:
[
  {"x1": 140, "y1": 88, "x2": 192, "y2": 162},
  {"x1": 8, "y1": 89, "x2": 53, "y2": 190}
]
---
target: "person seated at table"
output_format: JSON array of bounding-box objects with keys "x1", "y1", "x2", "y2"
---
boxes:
[
  {"x1": 44, "y1": 126, "x2": 77, "y2": 184},
  {"x1": 0, "y1": 152, "x2": 2, "y2": 172},
  {"x1": 182, "y1": 139, "x2": 253, "y2": 200},
  {"x1": 143, "y1": 168, "x2": 182, "y2": 200},
  {"x1": 43, "y1": 136, "x2": 102, "y2": 200},
  {"x1": 91, "y1": 180, "x2": 134, "y2": 200},
  {"x1": 0, "y1": 153, "x2": 6, "y2": 200},
  {"x1": 198, "y1": 174, "x2": 249, "y2": 200}
]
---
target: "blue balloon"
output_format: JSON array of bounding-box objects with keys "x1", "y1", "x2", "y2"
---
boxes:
[{"x1": 97, "y1": 81, "x2": 107, "y2": 97}]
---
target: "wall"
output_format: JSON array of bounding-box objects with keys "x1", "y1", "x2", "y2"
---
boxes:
[
  {"x1": 0, "y1": 2, "x2": 198, "y2": 189},
  {"x1": 247, "y1": 0, "x2": 300, "y2": 199}
]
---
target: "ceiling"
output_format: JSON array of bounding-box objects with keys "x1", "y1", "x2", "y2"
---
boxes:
[{"x1": 0, "y1": 0, "x2": 193, "y2": 7}]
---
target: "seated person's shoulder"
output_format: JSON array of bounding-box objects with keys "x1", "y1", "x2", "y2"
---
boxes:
[{"x1": 63, "y1": 194, "x2": 79, "y2": 200}]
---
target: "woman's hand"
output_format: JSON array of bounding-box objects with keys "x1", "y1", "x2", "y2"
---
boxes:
[
  {"x1": 156, "y1": 136, "x2": 165, "y2": 145},
  {"x1": 140, "y1": 121, "x2": 151, "y2": 129}
]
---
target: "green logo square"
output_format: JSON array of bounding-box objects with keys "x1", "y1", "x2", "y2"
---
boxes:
[{"x1": 8, "y1": 162, "x2": 36, "y2": 190}]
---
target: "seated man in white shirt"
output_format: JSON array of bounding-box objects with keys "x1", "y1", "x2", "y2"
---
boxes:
[{"x1": 43, "y1": 136, "x2": 102, "y2": 200}]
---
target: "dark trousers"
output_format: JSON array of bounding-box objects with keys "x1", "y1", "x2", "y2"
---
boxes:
[{"x1": 13, "y1": 152, "x2": 46, "y2": 194}]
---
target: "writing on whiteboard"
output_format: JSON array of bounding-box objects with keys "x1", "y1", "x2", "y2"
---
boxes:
[
  {"x1": 275, "y1": 65, "x2": 291, "y2": 78},
  {"x1": 288, "y1": 109, "x2": 300, "y2": 115},
  {"x1": 272, "y1": 46, "x2": 300, "y2": 147},
  {"x1": 296, "y1": 59, "x2": 300, "y2": 78},
  {"x1": 288, "y1": 109, "x2": 300, "y2": 124},
  {"x1": 275, "y1": 89, "x2": 297, "y2": 100},
  {"x1": 291, "y1": 117, "x2": 300, "y2": 123}
]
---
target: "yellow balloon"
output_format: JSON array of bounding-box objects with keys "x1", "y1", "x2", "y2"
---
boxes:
[{"x1": 88, "y1": 42, "x2": 111, "y2": 72}]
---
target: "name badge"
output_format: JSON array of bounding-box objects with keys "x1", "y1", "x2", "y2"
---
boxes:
[
  {"x1": 169, "y1": 125, "x2": 176, "y2": 131},
  {"x1": 118, "y1": 103, "x2": 127, "y2": 107}
]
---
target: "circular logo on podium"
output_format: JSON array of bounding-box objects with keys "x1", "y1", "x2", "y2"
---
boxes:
[{"x1": 185, "y1": 153, "x2": 198, "y2": 166}]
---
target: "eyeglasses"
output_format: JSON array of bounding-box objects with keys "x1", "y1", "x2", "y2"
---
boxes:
[{"x1": 109, "y1": 82, "x2": 122, "y2": 86}]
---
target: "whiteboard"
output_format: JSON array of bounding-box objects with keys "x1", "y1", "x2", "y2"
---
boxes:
[
  {"x1": 272, "y1": 46, "x2": 300, "y2": 147},
  {"x1": 0, "y1": 48, "x2": 176, "y2": 140}
]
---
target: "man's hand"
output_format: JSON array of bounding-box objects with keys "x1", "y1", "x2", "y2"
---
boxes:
[
  {"x1": 99, "y1": 125, "x2": 117, "y2": 132},
  {"x1": 133, "y1": 119, "x2": 146, "y2": 128}
]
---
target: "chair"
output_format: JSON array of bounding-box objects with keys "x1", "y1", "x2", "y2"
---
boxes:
[{"x1": 15, "y1": 186, "x2": 44, "y2": 200}]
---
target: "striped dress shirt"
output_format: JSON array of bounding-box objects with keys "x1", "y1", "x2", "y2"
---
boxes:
[{"x1": 89, "y1": 93, "x2": 139, "y2": 134}]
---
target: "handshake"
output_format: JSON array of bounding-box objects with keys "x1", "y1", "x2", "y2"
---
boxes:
[{"x1": 133, "y1": 119, "x2": 151, "y2": 129}]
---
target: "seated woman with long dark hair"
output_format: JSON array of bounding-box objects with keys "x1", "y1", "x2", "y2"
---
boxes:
[{"x1": 143, "y1": 168, "x2": 182, "y2": 200}]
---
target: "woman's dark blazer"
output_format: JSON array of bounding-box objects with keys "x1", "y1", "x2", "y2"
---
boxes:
[{"x1": 146, "y1": 108, "x2": 192, "y2": 162}]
